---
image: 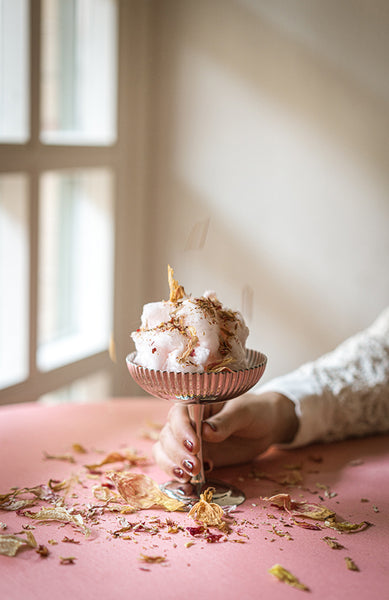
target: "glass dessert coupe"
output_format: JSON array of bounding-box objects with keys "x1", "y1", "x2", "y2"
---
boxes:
[{"x1": 126, "y1": 349, "x2": 267, "y2": 508}]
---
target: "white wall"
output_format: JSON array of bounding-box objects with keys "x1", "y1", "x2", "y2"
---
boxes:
[{"x1": 141, "y1": 0, "x2": 389, "y2": 383}]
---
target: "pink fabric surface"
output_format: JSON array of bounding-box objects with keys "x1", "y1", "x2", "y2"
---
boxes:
[{"x1": 0, "y1": 397, "x2": 388, "y2": 600}]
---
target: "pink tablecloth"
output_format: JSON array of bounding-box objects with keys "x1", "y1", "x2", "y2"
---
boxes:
[{"x1": 0, "y1": 398, "x2": 388, "y2": 599}]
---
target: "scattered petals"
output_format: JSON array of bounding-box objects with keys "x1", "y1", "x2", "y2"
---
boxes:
[
  {"x1": 263, "y1": 493, "x2": 335, "y2": 521},
  {"x1": 322, "y1": 536, "x2": 345, "y2": 549},
  {"x1": 60, "y1": 556, "x2": 77, "y2": 565},
  {"x1": 43, "y1": 451, "x2": 75, "y2": 464},
  {"x1": 269, "y1": 564, "x2": 310, "y2": 591},
  {"x1": 345, "y1": 557, "x2": 359, "y2": 571},
  {"x1": 0, "y1": 533, "x2": 36, "y2": 557},
  {"x1": 23, "y1": 507, "x2": 90, "y2": 536},
  {"x1": 324, "y1": 519, "x2": 372, "y2": 533},
  {"x1": 72, "y1": 443, "x2": 87, "y2": 454},
  {"x1": 188, "y1": 488, "x2": 229, "y2": 532},
  {"x1": 85, "y1": 449, "x2": 148, "y2": 471},
  {"x1": 293, "y1": 520, "x2": 322, "y2": 531},
  {"x1": 109, "y1": 472, "x2": 185, "y2": 512},
  {"x1": 36, "y1": 545, "x2": 49, "y2": 557},
  {"x1": 139, "y1": 554, "x2": 166, "y2": 564},
  {"x1": 62, "y1": 536, "x2": 80, "y2": 544}
]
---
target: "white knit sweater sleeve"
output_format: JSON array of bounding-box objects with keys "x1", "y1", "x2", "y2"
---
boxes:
[{"x1": 258, "y1": 307, "x2": 389, "y2": 447}]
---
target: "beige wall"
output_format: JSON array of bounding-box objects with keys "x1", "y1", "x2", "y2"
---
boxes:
[{"x1": 140, "y1": 0, "x2": 389, "y2": 383}]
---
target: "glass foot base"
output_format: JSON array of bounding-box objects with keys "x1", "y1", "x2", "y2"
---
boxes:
[{"x1": 160, "y1": 479, "x2": 245, "y2": 509}]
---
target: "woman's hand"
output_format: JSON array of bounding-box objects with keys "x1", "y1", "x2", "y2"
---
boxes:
[{"x1": 152, "y1": 392, "x2": 299, "y2": 482}]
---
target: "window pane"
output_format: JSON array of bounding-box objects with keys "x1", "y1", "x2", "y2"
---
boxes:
[
  {"x1": 0, "y1": 0, "x2": 29, "y2": 143},
  {"x1": 38, "y1": 168, "x2": 114, "y2": 371},
  {"x1": 0, "y1": 174, "x2": 29, "y2": 388},
  {"x1": 38, "y1": 370, "x2": 111, "y2": 405},
  {"x1": 40, "y1": 0, "x2": 118, "y2": 145}
]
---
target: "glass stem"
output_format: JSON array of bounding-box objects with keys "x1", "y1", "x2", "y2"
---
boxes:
[{"x1": 188, "y1": 403, "x2": 205, "y2": 492}]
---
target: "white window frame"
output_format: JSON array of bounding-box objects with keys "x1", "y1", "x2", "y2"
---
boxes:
[{"x1": 0, "y1": 0, "x2": 151, "y2": 404}]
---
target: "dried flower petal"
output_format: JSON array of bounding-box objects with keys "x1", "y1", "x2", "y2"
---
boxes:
[
  {"x1": 294, "y1": 520, "x2": 322, "y2": 531},
  {"x1": 43, "y1": 451, "x2": 75, "y2": 463},
  {"x1": 264, "y1": 493, "x2": 334, "y2": 521},
  {"x1": 109, "y1": 472, "x2": 185, "y2": 512},
  {"x1": 168, "y1": 265, "x2": 186, "y2": 303},
  {"x1": 0, "y1": 533, "x2": 36, "y2": 557},
  {"x1": 60, "y1": 556, "x2": 77, "y2": 565},
  {"x1": 85, "y1": 449, "x2": 148, "y2": 471},
  {"x1": 0, "y1": 497, "x2": 37, "y2": 511},
  {"x1": 62, "y1": 536, "x2": 80, "y2": 544},
  {"x1": 269, "y1": 564, "x2": 309, "y2": 591},
  {"x1": 23, "y1": 507, "x2": 90, "y2": 536},
  {"x1": 36, "y1": 545, "x2": 49, "y2": 557},
  {"x1": 345, "y1": 557, "x2": 359, "y2": 571},
  {"x1": 188, "y1": 488, "x2": 229, "y2": 532},
  {"x1": 322, "y1": 536, "x2": 345, "y2": 549},
  {"x1": 72, "y1": 443, "x2": 87, "y2": 454},
  {"x1": 139, "y1": 553, "x2": 166, "y2": 563},
  {"x1": 324, "y1": 519, "x2": 371, "y2": 533}
]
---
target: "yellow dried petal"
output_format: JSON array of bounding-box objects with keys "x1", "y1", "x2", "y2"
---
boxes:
[
  {"x1": 269, "y1": 564, "x2": 310, "y2": 591},
  {"x1": 324, "y1": 519, "x2": 371, "y2": 533},
  {"x1": 263, "y1": 493, "x2": 334, "y2": 521},
  {"x1": 109, "y1": 472, "x2": 185, "y2": 512},
  {"x1": 72, "y1": 443, "x2": 87, "y2": 454},
  {"x1": 188, "y1": 488, "x2": 228, "y2": 532},
  {"x1": 168, "y1": 265, "x2": 186, "y2": 303},
  {"x1": 23, "y1": 507, "x2": 90, "y2": 536},
  {"x1": 0, "y1": 533, "x2": 35, "y2": 557},
  {"x1": 345, "y1": 557, "x2": 359, "y2": 571},
  {"x1": 139, "y1": 554, "x2": 166, "y2": 563},
  {"x1": 43, "y1": 451, "x2": 75, "y2": 463},
  {"x1": 85, "y1": 449, "x2": 148, "y2": 470}
]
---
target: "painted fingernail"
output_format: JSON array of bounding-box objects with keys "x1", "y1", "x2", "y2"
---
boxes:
[
  {"x1": 182, "y1": 459, "x2": 194, "y2": 472},
  {"x1": 173, "y1": 467, "x2": 184, "y2": 479},
  {"x1": 205, "y1": 421, "x2": 217, "y2": 431},
  {"x1": 184, "y1": 439, "x2": 193, "y2": 452}
]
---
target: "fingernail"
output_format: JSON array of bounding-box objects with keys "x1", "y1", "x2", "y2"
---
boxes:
[
  {"x1": 173, "y1": 467, "x2": 184, "y2": 479},
  {"x1": 184, "y1": 439, "x2": 193, "y2": 452},
  {"x1": 205, "y1": 421, "x2": 217, "y2": 432},
  {"x1": 182, "y1": 459, "x2": 194, "y2": 472}
]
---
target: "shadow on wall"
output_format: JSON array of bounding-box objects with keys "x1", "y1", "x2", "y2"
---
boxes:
[
  {"x1": 166, "y1": 0, "x2": 389, "y2": 176},
  {"x1": 145, "y1": 0, "x2": 389, "y2": 379}
]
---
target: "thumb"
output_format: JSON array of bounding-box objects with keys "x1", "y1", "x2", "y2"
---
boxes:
[{"x1": 202, "y1": 399, "x2": 252, "y2": 442}]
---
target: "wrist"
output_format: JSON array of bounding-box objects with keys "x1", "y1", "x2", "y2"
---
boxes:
[{"x1": 270, "y1": 392, "x2": 299, "y2": 444}]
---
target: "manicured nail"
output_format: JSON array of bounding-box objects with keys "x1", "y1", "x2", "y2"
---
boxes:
[
  {"x1": 184, "y1": 439, "x2": 193, "y2": 452},
  {"x1": 182, "y1": 459, "x2": 194, "y2": 472},
  {"x1": 205, "y1": 421, "x2": 217, "y2": 431},
  {"x1": 173, "y1": 467, "x2": 184, "y2": 479}
]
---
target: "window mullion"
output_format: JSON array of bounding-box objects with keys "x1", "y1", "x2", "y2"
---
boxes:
[
  {"x1": 30, "y1": 0, "x2": 41, "y2": 146},
  {"x1": 28, "y1": 173, "x2": 39, "y2": 381}
]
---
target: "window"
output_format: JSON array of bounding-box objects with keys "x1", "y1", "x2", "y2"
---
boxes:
[
  {"x1": 40, "y1": 0, "x2": 117, "y2": 144},
  {"x1": 0, "y1": 0, "x2": 29, "y2": 142},
  {"x1": 0, "y1": 175, "x2": 29, "y2": 388},
  {"x1": 0, "y1": 0, "x2": 147, "y2": 404},
  {"x1": 38, "y1": 168, "x2": 114, "y2": 371}
]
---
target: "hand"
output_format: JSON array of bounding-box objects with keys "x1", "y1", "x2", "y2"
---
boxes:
[{"x1": 152, "y1": 392, "x2": 299, "y2": 483}]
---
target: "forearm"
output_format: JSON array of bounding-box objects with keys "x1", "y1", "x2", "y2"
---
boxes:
[{"x1": 259, "y1": 308, "x2": 389, "y2": 447}]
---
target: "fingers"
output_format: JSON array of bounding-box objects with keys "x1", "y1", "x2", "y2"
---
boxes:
[
  {"x1": 202, "y1": 395, "x2": 254, "y2": 443},
  {"x1": 153, "y1": 405, "x2": 201, "y2": 482}
]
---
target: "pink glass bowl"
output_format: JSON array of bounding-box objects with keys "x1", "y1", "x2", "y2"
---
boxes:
[{"x1": 126, "y1": 349, "x2": 267, "y2": 404}]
